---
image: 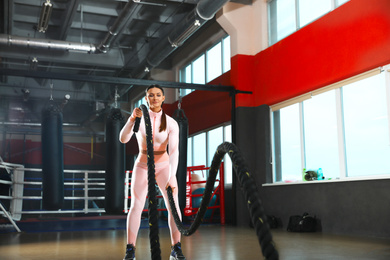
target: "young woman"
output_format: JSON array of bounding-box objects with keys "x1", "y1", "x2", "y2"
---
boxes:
[{"x1": 119, "y1": 85, "x2": 185, "y2": 260}]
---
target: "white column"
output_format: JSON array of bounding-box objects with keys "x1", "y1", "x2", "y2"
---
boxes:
[{"x1": 216, "y1": 0, "x2": 268, "y2": 57}]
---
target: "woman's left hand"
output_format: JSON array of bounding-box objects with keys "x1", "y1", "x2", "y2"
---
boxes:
[{"x1": 165, "y1": 180, "x2": 176, "y2": 193}]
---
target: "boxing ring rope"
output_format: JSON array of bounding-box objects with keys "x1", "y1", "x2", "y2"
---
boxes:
[
  {"x1": 0, "y1": 163, "x2": 106, "y2": 220},
  {"x1": 124, "y1": 164, "x2": 225, "y2": 225},
  {"x1": 139, "y1": 104, "x2": 279, "y2": 260}
]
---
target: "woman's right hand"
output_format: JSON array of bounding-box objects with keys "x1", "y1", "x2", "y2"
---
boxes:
[{"x1": 130, "y1": 107, "x2": 142, "y2": 122}]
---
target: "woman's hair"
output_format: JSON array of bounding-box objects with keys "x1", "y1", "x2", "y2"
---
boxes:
[{"x1": 145, "y1": 84, "x2": 166, "y2": 132}]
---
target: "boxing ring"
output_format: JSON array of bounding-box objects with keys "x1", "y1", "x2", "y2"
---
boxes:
[
  {"x1": 0, "y1": 162, "x2": 226, "y2": 232},
  {"x1": 0, "y1": 162, "x2": 106, "y2": 233}
]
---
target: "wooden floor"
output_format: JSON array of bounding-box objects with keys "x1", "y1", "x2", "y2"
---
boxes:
[{"x1": 1, "y1": 221, "x2": 390, "y2": 259}]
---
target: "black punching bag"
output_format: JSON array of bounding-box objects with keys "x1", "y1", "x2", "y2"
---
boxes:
[
  {"x1": 41, "y1": 101, "x2": 64, "y2": 210},
  {"x1": 105, "y1": 108, "x2": 125, "y2": 214},
  {"x1": 173, "y1": 108, "x2": 188, "y2": 213}
]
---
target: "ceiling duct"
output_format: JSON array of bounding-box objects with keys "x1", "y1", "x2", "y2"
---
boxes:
[
  {"x1": 145, "y1": 0, "x2": 229, "y2": 73},
  {"x1": 0, "y1": 34, "x2": 97, "y2": 53},
  {"x1": 168, "y1": 9, "x2": 206, "y2": 48},
  {"x1": 95, "y1": 1, "x2": 139, "y2": 53}
]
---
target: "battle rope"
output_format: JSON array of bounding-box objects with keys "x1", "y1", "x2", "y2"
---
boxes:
[
  {"x1": 139, "y1": 105, "x2": 161, "y2": 260},
  {"x1": 167, "y1": 142, "x2": 279, "y2": 259},
  {"x1": 139, "y1": 105, "x2": 279, "y2": 260}
]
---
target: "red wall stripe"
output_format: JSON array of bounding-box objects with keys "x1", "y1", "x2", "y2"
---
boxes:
[{"x1": 242, "y1": 0, "x2": 390, "y2": 107}]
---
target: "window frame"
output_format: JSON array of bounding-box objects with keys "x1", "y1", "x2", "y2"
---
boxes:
[
  {"x1": 188, "y1": 123, "x2": 233, "y2": 185},
  {"x1": 268, "y1": 0, "x2": 350, "y2": 46},
  {"x1": 269, "y1": 66, "x2": 390, "y2": 185},
  {"x1": 179, "y1": 35, "x2": 231, "y2": 98}
]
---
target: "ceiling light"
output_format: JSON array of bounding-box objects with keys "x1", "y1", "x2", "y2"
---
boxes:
[
  {"x1": 168, "y1": 12, "x2": 205, "y2": 48},
  {"x1": 37, "y1": 0, "x2": 53, "y2": 33},
  {"x1": 30, "y1": 57, "x2": 38, "y2": 71},
  {"x1": 60, "y1": 94, "x2": 70, "y2": 109},
  {"x1": 21, "y1": 89, "x2": 30, "y2": 101}
]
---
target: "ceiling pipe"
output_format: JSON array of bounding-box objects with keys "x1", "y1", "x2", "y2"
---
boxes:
[
  {"x1": 0, "y1": 122, "x2": 79, "y2": 127},
  {"x1": 0, "y1": 34, "x2": 97, "y2": 53},
  {"x1": 143, "y1": 0, "x2": 229, "y2": 76}
]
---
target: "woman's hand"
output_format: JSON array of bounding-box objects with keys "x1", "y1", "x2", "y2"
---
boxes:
[
  {"x1": 130, "y1": 107, "x2": 142, "y2": 122},
  {"x1": 165, "y1": 179, "x2": 176, "y2": 194}
]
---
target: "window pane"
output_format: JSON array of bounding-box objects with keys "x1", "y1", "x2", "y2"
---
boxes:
[
  {"x1": 182, "y1": 64, "x2": 191, "y2": 83},
  {"x1": 207, "y1": 127, "x2": 223, "y2": 166},
  {"x1": 269, "y1": 0, "x2": 296, "y2": 44},
  {"x1": 180, "y1": 65, "x2": 192, "y2": 97},
  {"x1": 303, "y1": 91, "x2": 340, "y2": 179},
  {"x1": 277, "y1": 103, "x2": 302, "y2": 181},
  {"x1": 192, "y1": 54, "x2": 205, "y2": 84},
  {"x1": 343, "y1": 73, "x2": 390, "y2": 177},
  {"x1": 180, "y1": 88, "x2": 193, "y2": 97},
  {"x1": 207, "y1": 42, "x2": 222, "y2": 82},
  {"x1": 134, "y1": 96, "x2": 147, "y2": 108},
  {"x1": 336, "y1": 0, "x2": 349, "y2": 7},
  {"x1": 207, "y1": 127, "x2": 223, "y2": 186},
  {"x1": 224, "y1": 125, "x2": 232, "y2": 184},
  {"x1": 223, "y1": 36, "x2": 231, "y2": 73},
  {"x1": 299, "y1": 0, "x2": 331, "y2": 27},
  {"x1": 193, "y1": 133, "x2": 206, "y2": 166}
]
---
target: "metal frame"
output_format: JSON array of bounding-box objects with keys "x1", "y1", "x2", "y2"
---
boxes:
[
  {"x1": 124, "y1": 164, "x2": 226, "y2": 225},
  {"x1": 0, "y1": 68, "x2": 247, "y2": 93}
]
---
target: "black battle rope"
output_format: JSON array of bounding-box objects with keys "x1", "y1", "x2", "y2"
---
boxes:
[
  {"x1": 139, "y1": 105, "x2": 161, "y2": 260},
  {"x1": 138, "y1": 106, "x2": 278, "y2": 260},
  {"x1": 166, "y1": 142, "x2": 279, "y2": 260}
]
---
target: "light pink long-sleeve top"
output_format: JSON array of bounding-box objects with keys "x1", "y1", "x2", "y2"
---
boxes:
[{"x1": 119, "y1": 109, "x2": 179, "y2": 182}]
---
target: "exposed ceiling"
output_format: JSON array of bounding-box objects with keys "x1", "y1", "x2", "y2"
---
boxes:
[{"x1": 0, "y1": 0, "x2": 250, "y2": 134}]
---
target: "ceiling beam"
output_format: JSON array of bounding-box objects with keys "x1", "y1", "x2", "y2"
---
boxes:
[{"x1": 0, "y1": 47, "x2": 125, "y2": 68}]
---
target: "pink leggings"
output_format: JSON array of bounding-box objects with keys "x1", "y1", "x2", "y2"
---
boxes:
[{"x1": 126, "y1": 161, "x2": 182, "y2": 246}]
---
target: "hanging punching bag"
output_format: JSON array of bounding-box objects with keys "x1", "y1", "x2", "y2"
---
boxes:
[
  {"x1": 105, "y1": 108, "x2": 125, "y2": 214},
  {"x1": 41, "y1": 101, "x2": 64, "y2": 210},
  {"x1": 173, "y1": 108, "x2": 188, "y2": 214}
]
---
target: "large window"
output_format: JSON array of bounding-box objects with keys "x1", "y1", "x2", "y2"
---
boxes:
[
  {"x1": 188, "y1": 124, "x2": 233, "y2": 185},
  {"x1": 179, "y1": 35, "x2": 231, "y2": 97},
  {"x1": 272, "y1": 68, "x2": 390, "y2": 182},
  {"x1": 342, "y1": 74, "x2": 390, "y2": 177},
  {"x1": 268, "y1": 0, "x2": 349, "y2": 45}
]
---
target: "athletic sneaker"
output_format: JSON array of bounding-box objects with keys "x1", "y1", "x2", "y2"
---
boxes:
[
  {"x1": 123, "y1": 244, "x2": 136, "y2": 260},
  {"x1": 170, "y1": 242, "x2": 186, "y2": 260}
]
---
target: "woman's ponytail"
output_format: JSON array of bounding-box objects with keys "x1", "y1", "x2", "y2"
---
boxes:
[{"x1": 159, "y1": 110, "x2": 167, "y2": 132}]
